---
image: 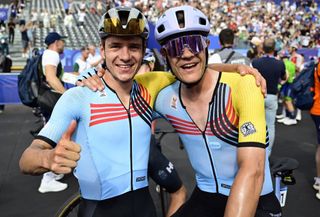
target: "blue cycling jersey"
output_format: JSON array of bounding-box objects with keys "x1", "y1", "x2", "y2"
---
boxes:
[
  {"x1": 37, "y1": 70, "x2": 175, "y2": 200},
  {"x1": 155, "y1": 73, "x2": 273, "y2": 196}
]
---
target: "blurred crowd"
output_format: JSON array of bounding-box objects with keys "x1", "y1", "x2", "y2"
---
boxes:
[{"x1": 131, "y1": 0, "x2": 320, "y2": 50}]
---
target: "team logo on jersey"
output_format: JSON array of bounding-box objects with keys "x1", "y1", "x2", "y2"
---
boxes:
[
  {"x1": 240, "y1": 122, "x2": 256, "y2": 136},
  {"x1": 170, "y1": 96, "x2": 178, "y2": 109}
]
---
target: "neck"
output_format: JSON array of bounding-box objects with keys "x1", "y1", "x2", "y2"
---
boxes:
[
  {"x1": 181, "y1": 69, "x2": 217, "y2": 100},
  {"x1": 103, "y1": 72, "x2": 133, "y2": 95}
]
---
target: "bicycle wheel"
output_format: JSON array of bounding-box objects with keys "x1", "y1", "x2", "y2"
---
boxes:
[{"x1": 55, "y1": 192, "x2": 81, "y2": 217}]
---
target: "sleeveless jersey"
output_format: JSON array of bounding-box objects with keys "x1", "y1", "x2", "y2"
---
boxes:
[
  {"x1": 37, "y1": 70, "x2": 175, "y2": 200},
  {"x1": 155, "y1": 72, "x2": 273, "y2": 196}
]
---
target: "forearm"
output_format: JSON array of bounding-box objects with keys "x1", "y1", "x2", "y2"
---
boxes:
[
  {"x1": 224, "y1": 166, "x2": 264, "y2": 217},
  {"x1": 19, "y1": 142, "x2": 52, "y2": 175},
  {"x1": 47, "y1": 76, "x2": 66, "y2": 93},
  {"x1": 207, "y1": 63, "x2": 240, "y2": 72}
]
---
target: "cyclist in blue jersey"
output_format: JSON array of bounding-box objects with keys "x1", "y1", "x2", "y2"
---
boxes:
[
  {"x1": 19, "y1": 7, "x2": 186, "y2": 217},
  {"x1": 78, "y1": 6, "x2": 281, "y2": 217}
]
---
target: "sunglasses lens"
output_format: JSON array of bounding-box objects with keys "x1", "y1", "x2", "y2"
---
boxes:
[{"x1": 164, "y1": 35, "x2": 206, "y2": 58}]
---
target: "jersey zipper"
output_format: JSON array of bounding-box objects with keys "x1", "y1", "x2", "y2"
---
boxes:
[
  {"x1": 202, "y1": 132, "x2": 219, "y2": 193},
  {"x1": 127, "y1": 108, "x2": 133, "y2": 191}
]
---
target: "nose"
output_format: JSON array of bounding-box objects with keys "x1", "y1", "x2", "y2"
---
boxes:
[
  {"x1": 119, "y1": 46, "x2": 131, "y2": 61},
  {"x1": 180, "y1": 46, "x2": 194, "y2": 58}
]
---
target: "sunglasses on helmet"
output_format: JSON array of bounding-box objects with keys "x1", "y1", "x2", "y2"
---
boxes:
[
  {"x1": 103, "y1": 18, "x2": 146, "y2": 36},
  {"x1": 162, "y1": 35, "x2": 207, "y2": 58}
]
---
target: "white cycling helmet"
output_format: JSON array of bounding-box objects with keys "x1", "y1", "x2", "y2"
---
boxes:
[
  {"x1": 143, "y1": 48, "x2": 156, "y2": 63},
  {"x1": 155, "y1": 5, "x2": 210, "y2": 45},
  {"x1": 98, "y1": 7, "x2": 149, "y2": 40}
]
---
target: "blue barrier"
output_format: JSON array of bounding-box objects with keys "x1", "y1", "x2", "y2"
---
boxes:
[{"x1": 0, "y1": 73, "x2": 21, "y2": 104}]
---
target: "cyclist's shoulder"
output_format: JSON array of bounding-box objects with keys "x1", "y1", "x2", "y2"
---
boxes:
[{"x1": 135, "y1": 71, "x2": 176, "y2": 84}]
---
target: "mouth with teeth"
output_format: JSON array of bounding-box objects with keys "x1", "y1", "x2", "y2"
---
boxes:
[
  {"x1": 116, "y1": 63, "x2": 134, "y2": 72},
  {"x1": 180, "y1": 62, "x2": 198, "y2": 70}
]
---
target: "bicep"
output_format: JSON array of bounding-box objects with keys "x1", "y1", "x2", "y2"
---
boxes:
[
  {"x1": 45, "y1": 65, "x2": 58, "y2": 79},
  {"x1": 237, "y1": 146, "x2": 265, "y2": 168}
]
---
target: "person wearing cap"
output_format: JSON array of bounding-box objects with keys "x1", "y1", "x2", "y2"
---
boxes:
[
  {"x1": 36, "y1": 32, "x2": 68, "y2": 194},
  {"x1": 73, "y1": 46, "x2": 91, "y2": 74},
  {"x1": 19, "y1": 6, "x2": 266, "y2": 217}
]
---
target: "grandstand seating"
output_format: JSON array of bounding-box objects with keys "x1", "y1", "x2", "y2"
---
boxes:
[
  {"x1": 3, "y1": 0, "x2": 106, "y2": 71},
  {"x1": 30, "y1": 0, "x2": 102, "y2": 49}
]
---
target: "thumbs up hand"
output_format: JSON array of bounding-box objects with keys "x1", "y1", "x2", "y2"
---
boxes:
[{"x1": 48, "y1": 120, "x2": 81, "y2": 174}]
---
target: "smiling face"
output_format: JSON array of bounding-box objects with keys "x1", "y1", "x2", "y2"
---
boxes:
[
  {"x1": 101, "y1": 36, "x2": 144, "y2": 84},
  {"x1": 164, "y1": 41, "x2": 209, "y2": 85}
]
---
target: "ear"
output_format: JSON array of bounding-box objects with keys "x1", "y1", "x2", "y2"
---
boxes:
[{"x1": 100, "y1": 42, "x2": 105, "y2": 59}]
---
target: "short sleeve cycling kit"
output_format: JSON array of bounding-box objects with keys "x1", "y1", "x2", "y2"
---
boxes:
[
  {"x1": 155, "y1": 72, "x2": 282, "y2": 217},
  {"x1": 36, "y1": 69, "x2": 178, "y2": 217}
]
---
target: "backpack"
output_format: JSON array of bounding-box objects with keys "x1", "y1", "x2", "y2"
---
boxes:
[
  {"x1": 17, "y1": 53, "x2": 43, "y2": 107},
  {"x1": 291, "y1": 61, "x2": 318, "y2": 110}
]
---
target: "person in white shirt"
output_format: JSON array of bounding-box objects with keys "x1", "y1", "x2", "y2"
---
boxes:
[
  {"x1": 73, "y1": 46, "x2": 90, "y2": 74},
  {"x1": 87, "y1": 44, "x2": 102, "y2": 68},
  {"x1": 39, "y1": 32, "x2": 68, "y2": 194}
]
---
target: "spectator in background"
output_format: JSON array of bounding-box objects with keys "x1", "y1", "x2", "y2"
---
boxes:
[
  {"x1": 80, "y1": 0, "x2": 86, "y2": 11},
  {"x1": 87, "y1": 44, "x2": 102, "y2": 68},
  {"x1": 7, "y1": 18, "x2": 15, "y2": 44},
  {"x1": 26, "y1": 21, "x2": 34, "y2": 50},
  {"x1": 97, "y1": 0, "x2": 103, "y2": 16},
  {"x1": 290, "y1": 43, "x2": 304, "y2": 74},
  {"x1": 50, "y1": 12, "x2": 58, "y2": 28},
  {"x1": 73, "y1": 46, "x2": 90, "y2": 74},
  {"x1": 37, "y1": 32, "x2": 68, "y2": 194},
  {"x1": 137, "y1": 48, "x2": 156, "y2": 75},
  {"x1": 252, "y1": 39, "x2": 287, "y2": 154},
  {"x1": 64, "y1": 0, "x2": 70, "y2": 14},
  {"x1": 38, "y1": 9, "x2": 44, "y2": 28},
  {"x1": 277, "y1": 52, "x2": 298, "y2": 125},
  {"x1": 77, "y1": 9, "x2": 86, "y2": 27},
  {"x1": 31, "y1": 9, "x2": 38, "y2": 27},
  {"x1": 90, "y1": 0, "x2": 96, "y2": 14},
  {"x1": 19, "y1": 20, "x2": 29, "y2": 58},
  {"x1": 43, "y1": 9, "x2": 50, "y2": 28},
  {"x1": 64, "y1": 11, "x2": 74, "y2": 28},
  {"x1": 209, "y1": 28, "x2": 251, "y2": 65}
]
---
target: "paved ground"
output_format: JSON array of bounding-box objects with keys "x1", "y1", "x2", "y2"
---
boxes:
[{"x1": 0, "y1": 104, "x2": 319, "y2": 217}]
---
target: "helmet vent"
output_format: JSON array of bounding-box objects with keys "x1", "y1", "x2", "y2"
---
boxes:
[
  {"x1": 175, "y1": 10, "x2": 185, "y2": 28},
  {"x1": 157, "y1": 24, "x2": 165, "y2": 34},
  {"x1": 118, "y1": 10, "x2": 130, "y2": 26},
  {"x1": 199, "y1": 17, "x2": 206, "y2": 26}
]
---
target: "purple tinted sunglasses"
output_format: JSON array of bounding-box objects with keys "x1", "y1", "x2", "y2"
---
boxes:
[{"x1": 162, "y1": 35, "x2": 207, "y2": 58}]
